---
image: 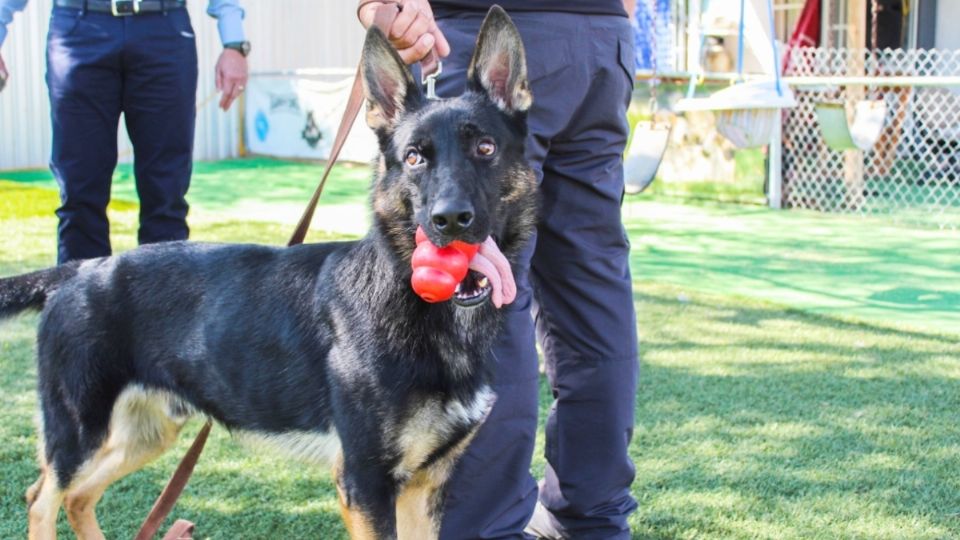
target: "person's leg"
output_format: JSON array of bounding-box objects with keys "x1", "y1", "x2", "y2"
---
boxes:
[
  {"x1": 529, "y1": 14, "x2": 640, "y2": 540},
  {"x1": 121, "y1": 9, "x2": 198, "y2": 245},
  {"x1": 434, "y1": 14, "x2": 540, "y2": 540},
  {"x1": 46, "y1": 8, "x2": 124, "y2": 263},
  {"x1": 439, "y1": 278, "x2": 542, "y2": 539}
]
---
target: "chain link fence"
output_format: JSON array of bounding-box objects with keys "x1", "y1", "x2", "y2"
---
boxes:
[{"x1": 782, "y1": 47, "x2": 960, "y2": 228}]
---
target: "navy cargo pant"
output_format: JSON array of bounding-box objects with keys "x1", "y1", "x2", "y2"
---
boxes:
[
  {"x1": 46, "y1": 5, "x2": 198, "y2": 263},
  {"x1": 432, "y1": 11, "x2": 640, "y2": 540}
]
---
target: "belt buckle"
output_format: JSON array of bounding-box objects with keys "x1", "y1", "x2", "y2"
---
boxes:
[{"x1": 111, "y1": 0, "x2": 141, "y2": 16}]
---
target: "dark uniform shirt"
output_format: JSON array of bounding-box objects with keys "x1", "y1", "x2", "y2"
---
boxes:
[{"x1": 431, "y1": 0, "x2": 627, "y2": 18}]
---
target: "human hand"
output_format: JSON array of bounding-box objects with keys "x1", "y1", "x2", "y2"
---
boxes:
[
  {"x1": 215, "y1": 48, "x2": 248, "y2": 111},
  {"x1": 357, "y1": 0, "x2": 449, "y2": 74},
  {"x1": 0, "y1": 53, "x2": 9, "y2": 93}
]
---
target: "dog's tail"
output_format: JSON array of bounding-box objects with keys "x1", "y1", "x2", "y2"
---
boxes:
[{"x1": 0, "y1": 262, "x2": 80, "y2": 319}]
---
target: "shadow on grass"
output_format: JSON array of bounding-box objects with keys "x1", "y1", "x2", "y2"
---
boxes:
[
  {"x1": 630, "y1": 287, "x2": 960, "y2": 539},
  {"x1": 2, "y1": 286, "x2": 958, "y2": 538}
]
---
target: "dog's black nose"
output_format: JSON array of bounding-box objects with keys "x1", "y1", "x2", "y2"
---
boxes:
[{"x1": 431, "y1": 199, "x2": 475, "y2": 235}]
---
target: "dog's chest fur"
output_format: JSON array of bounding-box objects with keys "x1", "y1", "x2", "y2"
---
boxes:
[
  {"x1": 390, "y1": 385, "x2": 495, "y2": 480},
  {"x1": 235, "y1": 385, "x2": 494, "y2": 479}
]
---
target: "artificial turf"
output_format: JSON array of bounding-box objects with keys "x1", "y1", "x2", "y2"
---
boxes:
[{"x1": 0, "y1": 161, "x2": 957, "y2": 538}]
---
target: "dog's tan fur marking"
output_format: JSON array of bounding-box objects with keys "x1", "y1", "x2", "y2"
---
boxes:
[
  {"x1": 362, "y1": 29, "x2": 416, "y2": 133},
  {"x1": 394, "y1": 398, "x2": 445, "y2": 479},
  {"x1": 395, "y1": 411, "x2": 488, "y2": 540},
  {"x1": 27, "y1": 466, "x2": 62, "y2": 540},
  {"x1": 333, "y1": 452, "x2": 380, "y2": 540},
  {"x1": 395, "y1": 470, "x2": 440, "y2": 539},
  {"x1": 27, "y1": 386, "x2": 191, "y2": 539},
  {"x1": 394, "y1": 387, "x2": 495, "y2": 481}
]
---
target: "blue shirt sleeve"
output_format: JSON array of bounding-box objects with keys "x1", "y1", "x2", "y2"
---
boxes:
[
  {"x1": 206, "y1": 0, "x2": 245, "y2": 46},
  {"x1": 0, "y1": 0, "x2": 28, "y2": 49}
]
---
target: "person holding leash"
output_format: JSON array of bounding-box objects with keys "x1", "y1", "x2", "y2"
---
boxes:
[
  {"x1": 359, "y1": 1, "x2": 640, "y2": 538},
  {"x1": 0, "y1": 0, "x2": 249, "y2": 263}
]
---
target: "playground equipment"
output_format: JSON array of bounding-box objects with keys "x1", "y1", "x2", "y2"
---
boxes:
[
  {"x1": 813, "y1": 0, "x2": 887, "y2": 152},
  {"x1": 815, "y1": 99, "x2": 886, "y2": 151},
  {"x1": 625, "y1": 0, "x2": 673, "y2": 194},
  {"x1": 675, "y1": 0, "x2": 796, "y2": 149}
]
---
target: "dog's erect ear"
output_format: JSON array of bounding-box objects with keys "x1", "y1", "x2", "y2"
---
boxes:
[
  {"x1": 467, "y1": 6, "x2": 531, "y2": 114},
  {"x1": 361, "y1": 27, "x2": 423, "y2": 131}
]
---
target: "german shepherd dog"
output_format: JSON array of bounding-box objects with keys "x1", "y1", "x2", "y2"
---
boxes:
[{"x1": 0, "y1": 7, "x2": 536, "y2": 539}]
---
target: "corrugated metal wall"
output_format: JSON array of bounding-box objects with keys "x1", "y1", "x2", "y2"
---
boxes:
[{"x1": 0, "y1": 0, "x2": 365, "y2": 170}]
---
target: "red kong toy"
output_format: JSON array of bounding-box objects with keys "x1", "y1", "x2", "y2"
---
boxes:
[{"x1": 411, "y1": 226, "x2": 480, "y2": 303}]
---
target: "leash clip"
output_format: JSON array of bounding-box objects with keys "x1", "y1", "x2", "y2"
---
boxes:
[{"x1": 423, "y1": 61, "x2": 443, "y2": 100}]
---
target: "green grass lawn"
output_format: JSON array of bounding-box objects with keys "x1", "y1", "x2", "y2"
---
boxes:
[
  {"x1": 623, "y1": 200, "x2": 960, "y2": 335},
  {"x1": 1, "y1": 161, "x2": 958, "y2": 539}
]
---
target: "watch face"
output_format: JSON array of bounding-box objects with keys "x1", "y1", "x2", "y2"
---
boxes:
[{"x1": 227, "y1": 42, "x2": 251, "y2": 57}]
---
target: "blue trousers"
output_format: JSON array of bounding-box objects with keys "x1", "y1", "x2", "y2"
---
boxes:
[
  {"x1": 46, "y1": 6, "x2": 198, "y2": 264},
  {"x1": 432, "y1": 11, "x2": 640, "y2": 540}
]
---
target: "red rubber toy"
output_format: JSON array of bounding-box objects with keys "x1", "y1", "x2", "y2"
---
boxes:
[{"x1": 411, "y1": 226, "x2": 480, "y2": 302}]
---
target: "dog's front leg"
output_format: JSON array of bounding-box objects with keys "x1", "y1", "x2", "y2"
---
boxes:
[
  {"x1": 334, "y1": 452, "x2": 399, "y2": 539},
  {"x1": 395, "y1": 468, "x2": 446, "y2": 540},
  {"x1": 395, "y1": 411, "x2": 492, "y2": 540}
]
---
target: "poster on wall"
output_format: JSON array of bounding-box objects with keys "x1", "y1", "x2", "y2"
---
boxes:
[{"x1": 244, "y1": 75, "x2": 378, "y2": 163}]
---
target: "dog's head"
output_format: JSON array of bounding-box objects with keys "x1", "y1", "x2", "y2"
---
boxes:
[{"x1": 361, "y1": 6, "x2": 537, "y2": 285}]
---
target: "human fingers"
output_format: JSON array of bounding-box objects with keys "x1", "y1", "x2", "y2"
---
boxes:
[
  {"x1": 217, "y1": 51, "x2": 248, "y2": 110},
  {"x1": 395, "y1": 33, "x2": 436, "y2": 65},
  {"x1": 394, "y1": 10, "x2": 431, "y2": 51},
  {"x1": 215, "y1": 56, "x2": 224, "y2": 91},
  {"x1": 413, "y1": 1, "x2": 449, "y2": 58},
  {"x1": 478, "y1": 237, "x2": 515, "y2": 304},
  {"x1": 426, "y1": 20, "x2": 450, "y2": 58},
  {"x1": 219, "y1": 78, "x2": 246, "y2": 111},
  {"x1": 357, "y1": 0, "x2": 383, "y2": 28},
  {"x1": 389, "y1": 0, "x2": 419, "y2": 40}
]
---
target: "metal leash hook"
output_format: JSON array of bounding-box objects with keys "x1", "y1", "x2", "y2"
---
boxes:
[{"x1": 423, "y1": 61, "x2": 443, "y2": 100}]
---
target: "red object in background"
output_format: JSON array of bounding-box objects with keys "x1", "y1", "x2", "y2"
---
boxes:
[
  {"x1": 410, "y1": 226, "x2": 480, "y2": 303},
  {"x1": 782, "y1": 0, "x2": 820, "y2": 74}
]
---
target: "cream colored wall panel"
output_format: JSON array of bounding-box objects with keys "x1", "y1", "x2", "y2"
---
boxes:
[{"x1": 0, "y1": 0, "x2": 366, "y2": 170}]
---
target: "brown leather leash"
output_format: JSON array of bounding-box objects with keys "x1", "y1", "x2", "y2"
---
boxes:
[
  {"x1": 133, "y1": 421, "x2": 211, "y2": 540},
  {"x1": 132, "y1": 2, "x2": 432, "y2": 537}
]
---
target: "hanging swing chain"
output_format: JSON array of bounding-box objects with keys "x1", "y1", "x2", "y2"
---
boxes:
[
  {"x1": 868, "y1": 0, "x2": 880, "y2": 100},
  {"x1": 736, "y1": 0, "x2": 746, "y2": 82},
  {"x1": 736, "y1": 0, "x2": 783, "y2": 96},
  {"x1": 766, "y1": 0, "x2": 783, "y2": 96},
  {"x1": 648, "y1": 0, "x2": 660, "y2": 116}
]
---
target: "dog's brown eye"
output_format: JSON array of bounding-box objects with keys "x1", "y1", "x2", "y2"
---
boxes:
[
  {"x1": 477, "y1": 140, "x2": 496, "y2": 157},
  {"x1": 405, "y1": 149, "x2": 424, "y2": 167}
]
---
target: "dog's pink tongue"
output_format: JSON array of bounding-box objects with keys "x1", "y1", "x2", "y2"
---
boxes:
[{"x1": 469, "y1": 237, "x2": 516, "y2": 308}]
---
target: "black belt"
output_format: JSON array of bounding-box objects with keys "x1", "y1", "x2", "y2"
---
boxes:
[{"x1": 54, "y1": 0, "x2": 186, "y2": 15}]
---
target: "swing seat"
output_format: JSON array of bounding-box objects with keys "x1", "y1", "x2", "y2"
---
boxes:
[
  {"x1": 815, "y1": 100, "x2": 887, "y2": 151},
  {"x1": 676, "y1": 80, "x2": 796, "y2": 149},
  {"x1": 715, "y1": 108, "x2": 779, "y2": 149},
  {"x1": 624, "y1": 119, "x2": 672, "y2": 194}
]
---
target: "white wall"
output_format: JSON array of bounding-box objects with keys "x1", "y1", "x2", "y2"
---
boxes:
[
  {"x1": 935, "y1": 1, "x2": 960, "y2": 51},
  {"x1": 696, "y1": 0, "x2": 781, "y2": 76},
  {"x1": 0, "y1": 0, "x2": 366, "y2": 170}
]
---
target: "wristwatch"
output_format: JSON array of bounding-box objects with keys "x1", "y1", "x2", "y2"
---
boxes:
[{"x1": 224, "y1": 41, "x2": 252, "y2": 58}]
